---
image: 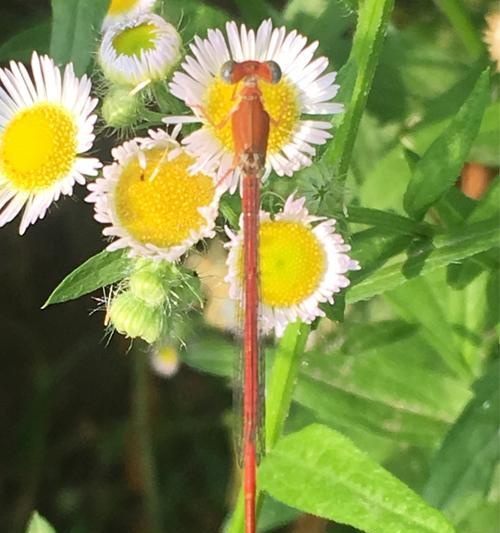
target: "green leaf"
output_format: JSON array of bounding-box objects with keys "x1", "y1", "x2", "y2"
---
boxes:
[
  {"x1": 50, "y1": 0, "x2": 110, "y2": 75},
  {"x1": 259, "y1": 424, "x2": 455, "y2": 533},
  {"x1": 469, "y1": 103, "x2": 500, "y2": 166},
  {"x1": 0, "y1": 21, "x2": 51, "y2": 62},
  {"x1": 423, "y1": 359, "x2": 500, "y2": 525},
  {"x1": 384, "y1": 271, "x2": 470, "y2": 379},
  {"x1": 347, "y1": 217, "x2": 499, "y2": 303},
  {"x1": 43, "y1": 249, "x2": 131, "y2": 307},
  {"x1": 321, "y1": 0, "x2": 395, "y2": 194},
  {"x1": 25, "y1": 512, "x2": 56, "y2": 533},
  {"x1": 294, "y1": 340, "x2": 471, "y2": 448},
  {"x1": 181, "y1": 330, "x2": 236, "y2": 378},
  {"x1": 403, "y1": 69, "x2": 490, "y2": 219}
]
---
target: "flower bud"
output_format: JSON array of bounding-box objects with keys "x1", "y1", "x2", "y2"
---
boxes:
[
  {"x1": 101, "y1": 86, "x2": 143, "y2": 129},
  {"x1": 108, "y1": 291, "x2": 163, "y2": 344},
  {"x1": 129, "y1": 268, "x2": 168, "y2": 306}
]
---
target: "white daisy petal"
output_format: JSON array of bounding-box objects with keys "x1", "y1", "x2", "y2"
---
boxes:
[
  {"x1": 0, "y1": 52, "x2": 100, "y2": 234},
  {"x1": 225, "y1": 194, "x2": 359, "y2": 337}
]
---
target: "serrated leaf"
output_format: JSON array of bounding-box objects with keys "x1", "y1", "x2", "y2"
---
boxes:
[
  {"x1": 347, "y1": 217, "x2": 499, "y2": 303},
  {"x1": 50, "y1": 0, "x2": 109, "y2": 75},
  {"x1": 0, "y1": 21, "x2": 50, "y2": 62},
  {"x1": 403, "y1": 70, "x2": 490, "y2": 219},
  {"x1": 43, "y1": 249, "x2": 131, "y2": 307},
  {"x1": 25, "y1": 512, "x2": 56, "y2": 533},
  {"x1": 259, "y1": 424, "x2": 455, "y2": 533},
  {"x1": 423, "y1": 359, "x2": 500, "y2": 525}
]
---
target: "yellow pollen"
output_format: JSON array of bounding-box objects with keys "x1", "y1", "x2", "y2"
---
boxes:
[
  {"x1": 113, "y1": 23, "x2": 158, "y2": 57},
  {"x1": 114, "y1": 148, "x2": 215, "y2": 248},
  {"x1": 239, "y1": 220, "x2": 326, "y2": 307},
  {"x1": 108, "y1": 0, "x2": 140, "y2": 15},
  {"x1": 0, "y1": 103, "x2": 77, "y2": 192},
  {"x1": 204, "y1": 76, "x2": 300, "y2": 155}
]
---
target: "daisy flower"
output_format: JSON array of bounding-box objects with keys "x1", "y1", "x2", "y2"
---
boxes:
[
  {"x1": 102, "y1": 0, "x2": 157, "y2": 32},
  {"x1": 225, "y1": 195, "x2": 360, "y2": 337},
  {"x1": 86, "y1": 127, "x2": 221, "y2": 261},
  {"x1": 99, "y1": 13, "x2": 181, "y2": 87},
  {"x1": 151, "y1": 343, "x2": 181, "y2": 378},
  {"x1": 0, "y1": 52, "x2": 100, "y2": 234},
  {"x1": 165, "y1": 19, "x2": 343, "y2": 192}
]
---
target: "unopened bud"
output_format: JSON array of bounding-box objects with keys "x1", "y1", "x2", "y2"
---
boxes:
[
  {"x1": 101, "y1": 86, "x2": 143, "y2": 129},
  {"x1": 108, "y1": 291, "x2": 163, "y2": 344}
]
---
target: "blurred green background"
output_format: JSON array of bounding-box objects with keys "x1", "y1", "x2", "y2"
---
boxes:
[{"x1": 0, "y1": 1, "x2": 497, "y2": 533}]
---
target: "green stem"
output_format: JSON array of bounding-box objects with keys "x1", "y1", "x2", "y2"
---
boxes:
[
  {"x1": 226, "y1": 322, "x2": 310, "y2": 533},
  {"x1": 433, "y1": 0, "x2": 484, "y2": 57},
  {"x1": 322, "y1": 0, "x2": 395, "y2": 196},
  {"x1": 132, "y1": 351, "x2": 163, "y2": 533}
]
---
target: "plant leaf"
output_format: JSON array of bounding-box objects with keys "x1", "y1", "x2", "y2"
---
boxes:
[
  {"x1": 294, "y1": 340, "x2": 471, "y2": 448},
  {"x1": 423, "y1": 359, "x2": 500, "y2": 525},
  {"x1": 348, "y1": 217, "x2": 499, "y2": 303},
  {"x1": 0, "y1": 21, "x2": 51, "y2": 62},
  {"x1": 50, "y1": 0, "x2": 110, "y2": 75},
  {"x1": 43, "y1": 249, "x2": 131, "y2": 307},
  {"x1": 403, "y1": 69, "x2": 490, "y2": 219},
  {"x1": 25, "y1": 512, "x2": 56, "y2": 533},
  {"x1": 259, "y1": 424, "x2": 455, "y2": 533},
  {"x1": 321, "y1": 0, "x2": 395, "y2": 190}
]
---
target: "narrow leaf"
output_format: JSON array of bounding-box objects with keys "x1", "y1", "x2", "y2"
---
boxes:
[
  {"x1": 348, "y1": 217, "x2": 499, "y2": 303},
  {"x1": 50, "y1": 0, "x2": 110, "y2": 75},
  {"x1": 322, "y1": 0, "x2": 395, "y2": 191},
  {"x1": 43, "y1": 249, "x2": 131, "y2": 307},
  {"x1": 423, "y1": 359, "x2": 500, "y2": 525},
  {"x1": 259, "y1": 424, "x2": 455, "y2": 533},
  {"x1": 403, "y1": 69, "x2": 490, "y2": 219}
]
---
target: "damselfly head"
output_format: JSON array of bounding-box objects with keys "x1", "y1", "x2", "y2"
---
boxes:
[{"x1": 220, "y1": 60, "x2": 282, "y2": 84}]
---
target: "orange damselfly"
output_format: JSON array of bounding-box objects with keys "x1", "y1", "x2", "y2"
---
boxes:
[{"x1": 219, "y1": 58, "x2": 282, "y2": 533}]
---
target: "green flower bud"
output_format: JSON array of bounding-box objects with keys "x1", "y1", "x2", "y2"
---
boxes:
[
  {"x1": 108, "y1": 291, "x2": 163, "y2": 344},
  {"x1": 129, "y1": 269, "x2": 167, "y2": 306},
  {"x1": 101, "y1": 86, "x2": 143, "y2": 129}
]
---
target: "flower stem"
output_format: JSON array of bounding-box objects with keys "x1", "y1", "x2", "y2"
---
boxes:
[
  {"x1": 226, "y1": 322, "x2": 309, "y2": 533},
  {"x1": 132, "y1": 350, "x2": 163, "y2": 533}
]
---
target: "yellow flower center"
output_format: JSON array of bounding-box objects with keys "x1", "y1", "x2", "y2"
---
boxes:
[
  {"x1": 0, "y1": 103, "x2": 77, "y2": 192},
  {"x1": 108, "y1": 0, "x2": 140, "y2": 15},
  {"x1": 113, "y1": 23, "x2": 158, "y2": 57},
  {"x1": 114, "y1": 148, "x2": 215, "y2": 248},
  {"x1": 256, "y1": 220, "x2": 326, "y2": 307},
  {"x1": 204, "y1": 76, "x2": 300, "y2": 155}
]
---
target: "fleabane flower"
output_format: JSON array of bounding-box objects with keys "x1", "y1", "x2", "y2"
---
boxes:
[
  {"x1": 99, "y1": 13, "x2": 181, "y2": 87},
  {"x1": 165, "y1": 19, "x2": 342, "y2": 192},
  {"x1": 225, "y1": 195, "x2": 360, "y2": 336},
  {"x1": 86, "y1": 127, "x2": 221, "y2": 261},
  {"x1": 0, "y1": 52, "x2": 100, "y2": 234},
  {"x1": 102, "y1": 0, "x2": 157, "y2": 32}
]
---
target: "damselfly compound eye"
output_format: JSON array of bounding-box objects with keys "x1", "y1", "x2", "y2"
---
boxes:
[
  {"x1": 220, "y1": 60, "x2": 236, "y2": 83},
  {"x1": 265, "y1": 61, "x2": 281, "y2": 84}
]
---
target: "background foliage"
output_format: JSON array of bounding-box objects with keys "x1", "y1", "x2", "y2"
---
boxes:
[{"x1": 0, "y1": 0, "x2": 498, "y2": 532}]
